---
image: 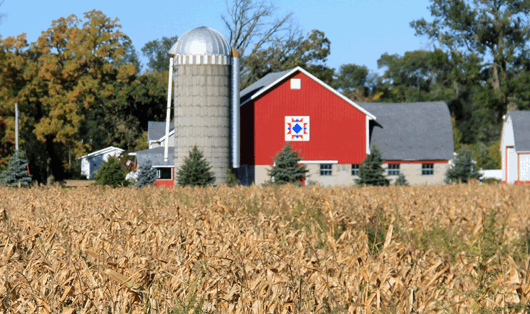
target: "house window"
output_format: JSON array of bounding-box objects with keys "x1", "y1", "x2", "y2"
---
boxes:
[
  {"x1": 156, "y1": 168, "x2": 172, "y2": 180},
  {"x1": 291, "y1": 78, "x2": 301, "y2": 89},
  {"x1": 320, "y1": 164, "x2": 332, "y2": 176},
  {"x1": 422, "y1": 164, "x2": 434, "y2": 176},
  {"x1": 388, "y1": 164, "x2": 400, "y2": 176},
  {"x1": 351, "y1": 164, "x2": 360, "y2": 176}
]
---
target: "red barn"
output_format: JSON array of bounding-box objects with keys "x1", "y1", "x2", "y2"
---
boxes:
[{"x1": 238, "y1": 67, "x2": 454, "y2": 186}]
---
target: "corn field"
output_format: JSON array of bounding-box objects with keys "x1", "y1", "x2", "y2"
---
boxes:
[{"x1": 1, "y1": 184, "x2": 530, "y2": 313}]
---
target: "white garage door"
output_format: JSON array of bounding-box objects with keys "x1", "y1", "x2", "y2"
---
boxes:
[{"x1": 507, "y1": 147, "x2": 517, "y2": 183}]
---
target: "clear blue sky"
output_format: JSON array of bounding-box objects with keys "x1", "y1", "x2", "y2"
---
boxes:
[{"x1": 0, "y1": 0, "x2": 434, "y2": 74}]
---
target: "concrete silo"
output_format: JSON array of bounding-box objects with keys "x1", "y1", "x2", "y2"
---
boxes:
[{"x1": 168, "y1": 26, "x2": 239, "y2": 185}]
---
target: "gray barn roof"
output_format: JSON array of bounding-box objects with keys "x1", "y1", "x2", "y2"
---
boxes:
[
  {"x1": 136, "y1": 147, "x2": 174, "y2": 167},
  {"x1": 240, "y1": 70, "x2": 292, "y2": 105},
  {"x1": 358, "y1": 102, "x2": 454, "y2": 160},
  {"x1": 509, "y1": 110, "x2": 530, "y2": 152},
  {"x1": 148, "y1": 121, "x2": 174, "y2": 141}
]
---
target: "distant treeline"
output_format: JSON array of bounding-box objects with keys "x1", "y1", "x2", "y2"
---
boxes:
[{"x1": 1, "y1": 0, "x2": 523, "y2": 182}]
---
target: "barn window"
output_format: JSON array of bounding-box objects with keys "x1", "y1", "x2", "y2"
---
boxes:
[
  {"x1": 351, "y1": 164, "x2": 360, "y2": 176},
  {"x1": 290, "y1": 78, "x2": 301, "y2": 89},
  {"x1": 156, "y1": 168, "x2": 172, "y2": 180},
  {"x1": 388, "y1": 164, "x2": 400, "y2": 176},
  {"x1": 320, "y1": 164, "x2": 332, "y2": 176},
  {"x1": 422, "y1": 164, "x2": 434, "y2": 176}
]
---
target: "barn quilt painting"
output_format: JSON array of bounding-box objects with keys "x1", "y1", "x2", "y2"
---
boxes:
[{"x1": 285, "y1": 116, "x2": 310, "y2": 141}]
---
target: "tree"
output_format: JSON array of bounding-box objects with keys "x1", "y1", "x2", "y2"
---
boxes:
[
  {"x1": 177, "y1": 146, "x2": 215, "y2": 187},
  {"x1": 141, "y1": 36, "x2": 179, "y2": 73},
  {"x1": 356, "y1": 146, "x2": 389, "y2": 186},
  {"x1": 94, "y1": 156, "x2": 128, "y2": 188},
  {"x1": 136, "y1": 160, "x2": 157, "y2": 188},
  {"x1": 0, "y1": 11, "x2": 135, "y2": 183},
  {"x1": 411, "y1": 0, "x2": 530, "y2": 119},
  {"x1": 0, "y1": 152, "x2": 32, "y2": 187},
  {"x1": 394, "y1": 174, "x2": 409, "y2": 186},
  {"x1": 267, "y1": 143, "x2": 308, "y2": 186},
  {"x1": 223, "y1": 0, "x2": 333, "y2": 87},
  {"x1": 0, "y1": 0, "x2": 6, "y2": 25},
  {"x1": 445, "y1": 147, "x2": 483, "y2": 184},
  {"x1": 333, "y1": 64, "x2": 369, "y2": 95}
]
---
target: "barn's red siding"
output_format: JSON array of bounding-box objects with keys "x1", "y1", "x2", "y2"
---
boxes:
[{"x1": 241, "y1": 71, "x2": 368, "y2": 165}]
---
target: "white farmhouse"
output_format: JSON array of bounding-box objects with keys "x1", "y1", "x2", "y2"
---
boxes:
[
  {"x1": 501, "y1": 111, "x2": 530, "y2": 184},
  {"x1": 79, "y1": 146, "x2": 125, "y2": 179},
  {"x1": 148, "y1": 121, "x2": 174, "y2": 149}
]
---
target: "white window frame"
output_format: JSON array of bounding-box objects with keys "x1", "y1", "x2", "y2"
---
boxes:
[
  {"x1": 155, "y1": 167, "x2": 173, "y2": 180},
  {"x1": 320, "y1": 164, "x2": 333, "y2": 176},
  {"x1": 351, "y1": 164, "x2": 360, "y2": 176},
  {"x1": 387, "y1": 164, "x2": 400, "y2": 176},
  {"x1": 421, "y1": 163, "x2": 434, "y2": 176}
]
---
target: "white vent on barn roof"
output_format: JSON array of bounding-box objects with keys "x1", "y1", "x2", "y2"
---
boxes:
[{"x1": 290, "y1": 79, "x2": 301, "y2": 89}]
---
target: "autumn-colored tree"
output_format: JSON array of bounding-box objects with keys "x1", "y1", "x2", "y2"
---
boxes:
[{"x1": 0, "y1": 11, "x2": 135, "y2": 183}]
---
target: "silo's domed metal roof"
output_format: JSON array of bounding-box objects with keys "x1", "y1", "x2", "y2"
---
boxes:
[{"x1": 169, "y1": 26, "x2": 231, "y2": 56}]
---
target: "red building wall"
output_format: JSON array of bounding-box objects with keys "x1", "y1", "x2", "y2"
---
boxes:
[
  {"x1": 241, "y1": 71, "x2": 368, "y2": 165},
  {"x1": 154, "y1": 168, "x2": 175, "y2": 188}
]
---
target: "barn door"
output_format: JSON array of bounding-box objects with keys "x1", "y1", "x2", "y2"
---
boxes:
[{"x1": 507, "y1": 147, "x2": 517, "y2": 183}]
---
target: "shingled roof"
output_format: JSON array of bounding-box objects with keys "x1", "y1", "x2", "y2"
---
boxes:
[
  {"x1": 136, "y1": 147, "x2": 175, "y2": 167},
  {"x1": 358, "y1": 102, "x2": 454, "y2": 160},
  {"x1": 508, "y1": 110, "x2": 530, "y2": 152},
  {"x1": 240, "y1": 69, "x2": 292, "y2": 105},
  {"x1": 148, "y1": 121, "x2": 174, "y2": 142}
]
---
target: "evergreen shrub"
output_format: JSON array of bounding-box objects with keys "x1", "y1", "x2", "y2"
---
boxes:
[
  {"x1": 94, "y1": 156, "x2": 129, "y2": 188},
  {"x1": 0, "y1": 152, "x2": 32, "y2": 187},
  {"x1": 136, "y1": 160, "x2": 157, "y2": 188},
  {"x1": 356, "y1": 145, "x2": 389, "y2": 186},
  {"x1": 177, "y1": 145, "x2": 215, "y2": 187},
  {"x1": 394, "y1": 173, "x2": 409, "y2": 186},
  {"x1": 445, "y1": 147, "x2": 483, "y2": 184},
  {"x1": 267, "y1": 143, "x2": 308, "y2": 186}
]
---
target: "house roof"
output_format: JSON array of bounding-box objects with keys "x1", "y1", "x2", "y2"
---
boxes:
[
  {"x1": 239, "y1": 66, "x2": 376, "y2": 119},
  {"x1": 508, "y1": 110, "x2": 530, "y2": 152},
  {"x1": 357, "y1": 102, "x2": 454, "y2": 160},
  {"x1": 148, "y1": 121, "x2": 174, "y2": 142},
  {"x1": 240, "y1": 69, "x2": 291, "y2": 105},
  {"x1": 79, "y1": 146, "x2": 124, "y2": 159},
  {"x1": 135, "y1": 147, "x2": 175, "y2": 167}
]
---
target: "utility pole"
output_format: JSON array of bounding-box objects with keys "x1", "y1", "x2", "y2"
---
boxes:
[{"x1": 15, "y1": 102, "x2": 19, "y2": 152}]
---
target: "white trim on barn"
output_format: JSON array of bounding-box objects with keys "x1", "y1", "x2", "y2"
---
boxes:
[{"x1": 241, "y1": 66, "x2": 377, "y2": 120}]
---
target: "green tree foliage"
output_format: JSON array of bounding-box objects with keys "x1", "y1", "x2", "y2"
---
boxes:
[
  {"x1": 0, "y1": 11, "x2": 135, "y2": 183},
  {"x1": 356, "y1": 146, "x2": 390, "y2": 186},
  {"x1": 394, "y1": 173, "x2": 409, "y2": 186},
  {"x1": 136, "y1": 160, "x2": 157, "y2": 188},
  {"x1": 243, "y1": 29, "x2": 333, "y2": 87},
  {"x1": 411, "y1": 0, "x2": 530, "y2": 138},
  {"x1": 267, "y1": 143, "x2": 308, "y2": 186},
  {"x1": 333, "y1": 64, "x2": 369, "y2": 95},
  {"x1": 91, "y1": 71, "x2": 168, "y2": 151},
  {"x1": 0, "y1": 152, "x2": 32, "y2": 187},
  {"x1": 226, "y1": 169, "x2": 240, "y2": 187},
  {"x1": 177, "y1": 146, "x2": 215, "y2": 187},
  {"x1": 94, "y1": 156, "x2": 129, "y2": 188},
  {"x1": 445, "y1": 147, "x2": 483, "y2": 184},
  {"x1": 223, "y1": 0, "x2": 333, "y2": 88},
  {"x1": 141, "y1": 36, "x2": 179, "y2": 72}
]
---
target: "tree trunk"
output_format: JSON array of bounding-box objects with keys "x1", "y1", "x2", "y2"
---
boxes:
[{"x1": 45, "y1": 136, "x2": 63, "y2": 184}]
